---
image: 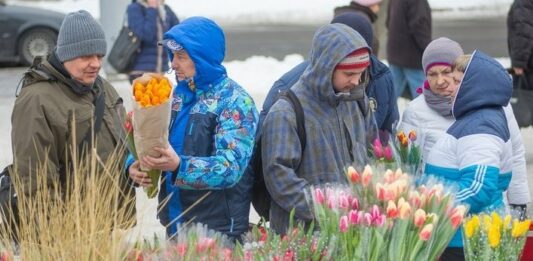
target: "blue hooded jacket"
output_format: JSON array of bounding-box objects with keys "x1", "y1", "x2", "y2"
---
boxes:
[
  {"x1": 425, "y1": 51, "x2": 513, "y2": 247},
  {"x1": 159, "y1": 17, "x2": 258, "y2": 239}
]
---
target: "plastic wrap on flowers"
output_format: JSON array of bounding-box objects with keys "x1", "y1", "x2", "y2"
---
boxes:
[
  {"x1": 305, "y1": 165, "x2": 467, "y2": 260},
  {"x1": 462, "y1": 211, "x2": 531, "y2": 261},
  {"x1": 126, "y1": 223, "x2": 236, "y2": 261},
  {"x1": 239, "y1": 211, "x2": 337, "y2": 261},
  {"x1": 131, "y1": 73, "x2": 172, "y2": 198}
]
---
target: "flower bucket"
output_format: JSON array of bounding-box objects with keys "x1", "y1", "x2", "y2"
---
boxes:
[{"x1": 520, "y1": 223, "x2": 533, "y2": 260}]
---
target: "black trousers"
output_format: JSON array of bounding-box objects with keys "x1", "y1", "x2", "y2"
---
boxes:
[{"x1": 440, "y1": 247, "x2": 465, "y2": 261}]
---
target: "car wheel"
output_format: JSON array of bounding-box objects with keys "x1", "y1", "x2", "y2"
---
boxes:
[{"x1": 18, "y1": 28, "x2": 57, "y2": 66}]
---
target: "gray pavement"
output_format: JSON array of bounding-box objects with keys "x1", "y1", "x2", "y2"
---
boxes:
[{"x1": 222, "y1": 16, "x2": 509, "y2": 61}]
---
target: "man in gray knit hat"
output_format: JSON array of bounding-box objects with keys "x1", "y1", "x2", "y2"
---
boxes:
[{"x1": 9, "y1": 10, "x2": 135, "y2": 225}]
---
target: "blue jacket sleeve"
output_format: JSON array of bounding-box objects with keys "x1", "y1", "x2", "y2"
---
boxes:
[
  {"x1": 127, "y1": 3, "x2": 159, "y2": 42},
  {"x1": 174, "y1": 94, "x2": 258, "y2": 190},
  {"x1": 455, "y1": 134, "x2": 504, "y2": 213}
]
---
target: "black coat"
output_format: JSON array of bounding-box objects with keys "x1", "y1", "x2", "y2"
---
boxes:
[
  {"x1": 334, "y1": 2, "x2": 380, "y2": 56},
  {"x1": 386, "y1": 0, "x2": 432, "y2": 69},
  {"x1": 507, "y1": 0, "x2": 533, "y2": 70}
]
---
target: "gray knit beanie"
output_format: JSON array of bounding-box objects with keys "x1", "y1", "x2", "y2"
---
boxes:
[
  {"x1": 56, "y1": 10, "x2": 106, "y2": 62},
  {"x1": 421, "y1": 37, "x2": 464, "y2": 74}
]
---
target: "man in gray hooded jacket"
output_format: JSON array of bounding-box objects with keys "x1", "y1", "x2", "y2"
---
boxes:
[{"x1": 261, "y1": 23, "x2": 372, "y2": 234}]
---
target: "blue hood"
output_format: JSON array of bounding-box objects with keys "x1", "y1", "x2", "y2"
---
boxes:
[
  {"x1": 163, "y1": 17, "x2": 227, "y2": 91},
  {"x1": 300, "y1": 23, "x2": 370, "y2": 105},
  {"x1": 452, "y1": 50, "x2": 512, "y2": 118}
]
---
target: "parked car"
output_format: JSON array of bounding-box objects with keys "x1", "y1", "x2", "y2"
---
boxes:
[{"x1": 0, "y1": 0, "x2": 64, "y2": 65}]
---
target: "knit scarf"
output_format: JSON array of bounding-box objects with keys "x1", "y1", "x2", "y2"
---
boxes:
[{"x1": 423, "y1": 86, "x2": 453, "y2": 117}]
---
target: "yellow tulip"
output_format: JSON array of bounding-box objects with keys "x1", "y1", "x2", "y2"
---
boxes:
[
  {"x1": 512, "y1": 219, "x2": 531, "y2": 238},
  {"x1": 465, "y1": 216, "x2": 480, "y2": 239},
  {"x1": 504, "y1": 215, "x2": 512, "y2": 228},
  {"x1": 488, "y1": 223, "x2": 501, "y2": 248}
]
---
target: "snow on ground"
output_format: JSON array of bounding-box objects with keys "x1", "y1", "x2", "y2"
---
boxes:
[{"x1": 8, "y1": 0, "x2": 513, "y2": 25}]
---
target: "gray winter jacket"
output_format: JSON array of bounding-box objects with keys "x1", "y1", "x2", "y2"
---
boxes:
[{"x1": 261, "y1": 24, "x2": 371, "y2": 234}]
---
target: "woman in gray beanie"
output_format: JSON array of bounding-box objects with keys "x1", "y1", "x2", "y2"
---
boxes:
[
  {"x1": 398, "y1": 37, "x2": 530, "y2": 260},
  {"x1": 10, "y1": 10, "x2": 136, "y2": 228}
]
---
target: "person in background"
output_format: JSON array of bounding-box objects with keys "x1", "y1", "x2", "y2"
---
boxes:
[
  {"x1": 11, "y1": 10, "x2": 134, "y2": 218},
  {"x1": 507, "y1": 0, "x2": 533, "y2": 127},
  {"x1": 128, "y1": 17, "x2": 258, "y2": 241},
  {"x1": 334, "y1": 0, "x2": 383, "y2": 56},
  {"x1": 262, "y1": 23, "x2": 372, "y2": 234},
  {"x1": 260, "y1": 12, "x2": 398, "y2": 137},
  {"x1": 424, "y1": 51, "x2": 514, "y2": 261},
  {"x1": 386, "y1": 0, "x2": 431, "y2": 99},
  {"x1": 126, "y1": 0, "x2": 179, "y2": 83}
]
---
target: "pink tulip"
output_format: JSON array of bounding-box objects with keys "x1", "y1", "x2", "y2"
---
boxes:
[
  {"x1": 349, "y1": 210, "x2": 361, "y2": 225},
  {"x1": 373, "y1": 145, "x2": 384, "y2": 158},
  {"x1": 450, "y1": 205, "x2": 467, "y2": 229},
  {"x1": 346, "y1": 166, "x2": 360, "y2": 183},
  {"x1": 373, "y1": 138, "x2": 382, "y2": 149},
  {"x1": 414, "y1": 209, "x2": 427, "y2": 228},
  {"x1": 284, "y1": 250, "x2": 294, "y2": 261},
  {"x1": 315, "y1": 188, "x2": 325, "y2": 205},
  {"x1": 419, "y1": 224, "x2": 434, "y2": 241},
  {"x1": 196, "y1": 237, "x2": 215, "y2": 253},
  {"x1": 384, "y1": 145, "x2": 393, "y2": 161},
  {"x1": 362, "y1": 165, "x2": 373, "y2": 187},
  {"x1": 371, "y1": 205, "x2": 381, "y2": 219},
  {"x1": 327, "y1": 196, "x2": 336, "y2": 209},
  {"x1": 351, "y1": 197, "x2": 359, "y2": 210},
  {"x1": 364, "y1": 213, "x2": 373, "y2": 226},
  {"x1": 375, "y1": 214, "x2": 386, "y2": 226},
  {"x1": 176, "y1": 243, "x2": 187, "y2": 257},
  {"x1": 339, "y1": 192, "x2": 350, "y2": 209},
  {"x1": 376, "y1": 183, "x2": 386, "y2": 201},
  {"x1": 387, "y1": 200, "x2": 398, "y2": 218},
  {"x1": 339, "y1": 215, "x2": 349, "y2": 233},
  {"x1": 223, "y1": 248, "x2": 233, "y2": 261},
  {"x1": 409, "y1": 191, "x2": 422, "y2": 208}
]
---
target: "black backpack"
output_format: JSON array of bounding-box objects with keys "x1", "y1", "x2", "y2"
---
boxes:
[{"x1": 251, "y1": 89, "x2": 306, "y2": 221}]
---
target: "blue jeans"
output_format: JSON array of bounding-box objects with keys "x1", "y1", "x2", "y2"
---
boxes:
[{"x1": 390, "y1": 64, "x2": 425, "y2": 99}]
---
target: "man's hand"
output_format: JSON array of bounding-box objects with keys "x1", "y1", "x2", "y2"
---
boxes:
[
  {"x1": 513, "y1": 67, "x2": 524, "y2": 76},
  {"x1": 128, "y1": 160, "x2": 152, "y2": 187},
  {"x1": 140, "y1": 146, "x2": 181, "y2": 172}
]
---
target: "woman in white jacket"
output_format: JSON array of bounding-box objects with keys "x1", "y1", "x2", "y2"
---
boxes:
[{"x1": 398, "y1": 38, "x2": 530, "y2": 211}]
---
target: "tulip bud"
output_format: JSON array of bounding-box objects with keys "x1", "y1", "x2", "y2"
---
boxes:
[
  {"x1": 339, "y1": 215, "x2": 349, "y2": 233},
  {"x1": 414, "y1": 209, "x2": 427, "y2": 228},
  {"x1": 384, "y1": 145, "x2": 393, "y2": 161},
  {"x1": 387, "y1": 200, "x2": 398, "y2": 219},
  {"x1": 362, "y1": 165, "x2": 373, "y2": 187},
  {"x1": 346, "y1": 166, "x2": 360, "y2": 184},
  {"x1": 419, "y1": 224, "x2": 433, "y2": 241},
  {"x1": 315, "y1": 188, "x2": 325, "y2": 205}
]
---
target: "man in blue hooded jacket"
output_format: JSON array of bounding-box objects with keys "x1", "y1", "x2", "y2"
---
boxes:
[{"x1": 129, "y1": 17, "x2": 258, "y2": 240}]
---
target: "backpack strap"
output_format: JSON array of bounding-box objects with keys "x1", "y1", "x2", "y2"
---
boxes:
[
  {"x1": 279, "y1": 89, "x2": 306, "y2": 153},
  {"x1": 81, "y1": 83, "x2": 106, "y2": 150}
]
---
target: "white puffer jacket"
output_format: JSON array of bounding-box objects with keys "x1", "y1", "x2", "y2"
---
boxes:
[{"x1": 399, "y1": 95, "x2": 530, "y2": 205}]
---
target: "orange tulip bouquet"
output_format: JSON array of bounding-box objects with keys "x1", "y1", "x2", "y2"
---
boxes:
[{"x1": 129, "y1": 73, "x2": 173, "y2": 198}]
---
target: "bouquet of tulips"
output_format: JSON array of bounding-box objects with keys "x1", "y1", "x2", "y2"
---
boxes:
[
  {"x1": 129, "y1": 73, "x2": 173, "y2": 198},
  {"x1": 126, "y1": 223, "x2": 236, "y2": 261},
  {"x1": 463, "y1": 211, "x2": 531, "y2": 261},
  {"x1": 392, "y1": 130, "x2": 422, "y2": 177},
  {"x1": 239, "y1": 213, "x2": 336, "y2": 261},
  {"x1": 305, "y1": 165, "x2": 467, "y2": 260}
]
